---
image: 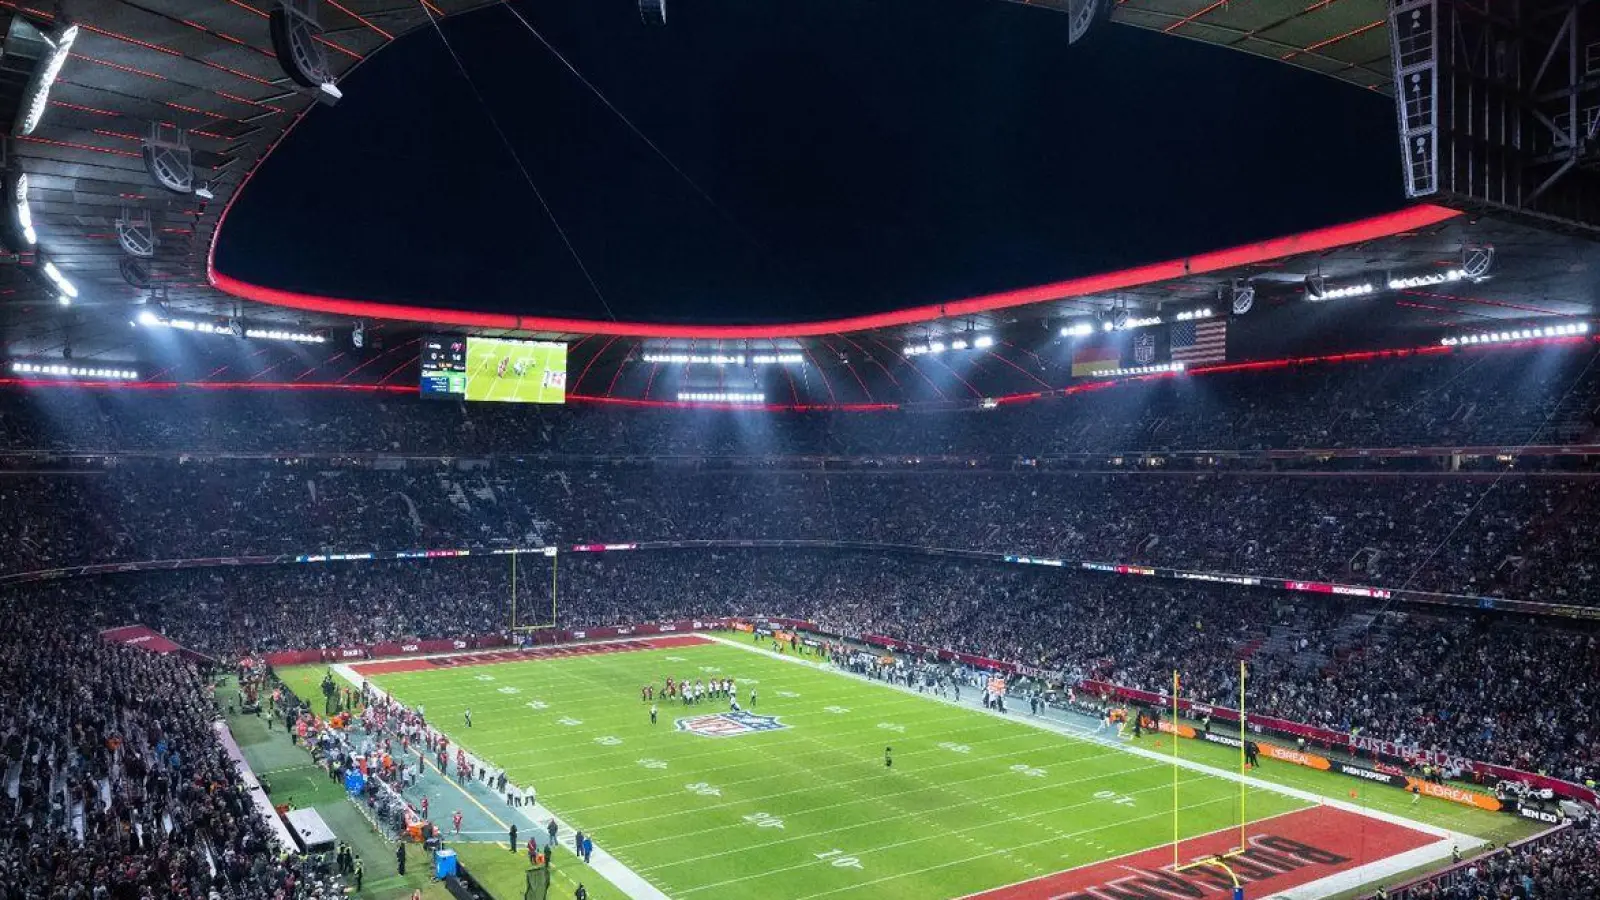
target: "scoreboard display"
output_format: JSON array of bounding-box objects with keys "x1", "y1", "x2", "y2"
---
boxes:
[
  {"x1": 420, "y1": 336, "x2": 468, "y2": 396},
  {"x1": 420, "y1": 335, "x2": 567, "y2": 403}
]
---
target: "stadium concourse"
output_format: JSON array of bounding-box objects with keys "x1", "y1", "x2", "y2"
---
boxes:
[{"x1": 1, "y1": 339, "x2": 1599, "y2": 899}]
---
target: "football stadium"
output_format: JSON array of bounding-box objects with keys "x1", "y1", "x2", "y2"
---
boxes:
[{"x1": 2, "y1": 1, "x2": 1599, "y2": 900}]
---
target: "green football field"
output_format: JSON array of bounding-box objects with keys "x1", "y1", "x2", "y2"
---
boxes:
[
  {"x1": 464, "y1": 337, "x2": 566, "y2": 403},
  {"x1": 321, "y1": 634, "x2": 1514, "y2": 900}
]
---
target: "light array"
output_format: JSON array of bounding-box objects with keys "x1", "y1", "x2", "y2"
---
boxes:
[
  {"x1": 1440, "y1": 322, "x2": 1589, "y2": 346},
  {"x1": 247, "y1": 328, "x2": 327, "y2": 344},
  {"x1": 1060, "y1": 322, "x2": 1095, "y2": 338},
  {"x1": 11, "y1": 361, "x2": 138, "y2": 380},
  {"x1": 42, "y1": 261, "x2": 76, "y2": 300},
  {"x1": 1312, "y1": 282, "x2": 1376, "y2": 301},
  {"x1": 677, "y1": 392, "x2": 764, "y2": 404},
  {"x1": 904, "y1": 334, "x2": 993, "y2": 356},
  {"x1": 13, "y1": 172, "x2": 35, "y2": 246},
  {"x1": 1389, "y1": 268, "x2": 1464, "y2": 290},
  {"x1": 135, "y1": 313, "x2": 327, "y2": 344},
  {"x1": 641, "y1": 353, "x2": 803, "y2": 366},
  {"x1": 1104, "y1": 316, "x2": 1162, "y2": 332},
  {"x1": 16, "y1": 24, "x2": 78, "y2": 137},
  {"x1": 1173, "y1": 308, "x2": 1214, "y2": 321},
  {"x1": 1100, "y1": 361, "x2": 1186, "y2": 378}
]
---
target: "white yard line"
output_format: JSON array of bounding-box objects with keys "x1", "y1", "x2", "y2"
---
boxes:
[
  {"x1": 332, "y1": 634, "x2": 1479, "y2": 900},
  {"x1": 330, "y1": 662, "x2": 672, "y2": 900},
  {"x1": 701, "y1": 632, "x2": 1482, "y2": 900}
]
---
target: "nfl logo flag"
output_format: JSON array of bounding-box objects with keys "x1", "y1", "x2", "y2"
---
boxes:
[
  {"x1": 1133, "y1": 332, "x2": 1156, "y2": 365},
  {"x1": 1170, "y1": 319, "x2": 1227, "y2": 364}
]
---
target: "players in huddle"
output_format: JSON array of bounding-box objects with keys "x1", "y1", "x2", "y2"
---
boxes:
[{"x1": 646, "y1": 676, "x2": 739, "y2": 707}]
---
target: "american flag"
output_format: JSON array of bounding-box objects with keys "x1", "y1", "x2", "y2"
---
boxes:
[{"x1": 1170, "y1": 319, "x2": 1227, "y2": 364}]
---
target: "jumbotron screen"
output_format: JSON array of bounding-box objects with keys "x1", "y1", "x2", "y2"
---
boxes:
[{"x1": 420, "y1": 335, "x2": 567, "y2": 403}]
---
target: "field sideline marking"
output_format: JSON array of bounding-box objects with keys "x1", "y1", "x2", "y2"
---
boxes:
[
  {"x1": 331, "y1": 662, "x2": 672, "y2": 900},
  {"x1": 341, "y1": 634, "x2": 1476, "y2": 900},
  {"x1": 700, "y1": 634, "x2": 1465, "y2": 839},
  {"x1": 532, "y1": 646, "x2": 1303, "y2": 888},
  {"x1": 700, "y1": 632, "x2": 1481, "y2": 900}
]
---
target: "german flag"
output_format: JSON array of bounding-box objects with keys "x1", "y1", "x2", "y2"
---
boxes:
[{"x1": 1071, "y1": 343, "x2": 1119, "y2": 377}]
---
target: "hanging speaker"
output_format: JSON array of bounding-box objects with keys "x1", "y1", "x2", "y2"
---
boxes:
[
  {"x1": 1461, "y1": 244, "x2": 1494, "y2": 279},
  {"x1": 143, "y1": 123, "x2": 195, "y2": 195},
  {"x1": 119, "y1": 256, "x2": 152, "y2": 288},
  {"x1": 271, "y1": 1, "x2": 340, "y2": 104},
  {"x1": 1066, "y1": 0, "x2": 1112, "y2": 45},
  {"x1": 1230, "y1": 281, "x2": 1255, "y2": 315},
  {"x1": 116, "y1": 209, "x2": 158, "y2": 258}
]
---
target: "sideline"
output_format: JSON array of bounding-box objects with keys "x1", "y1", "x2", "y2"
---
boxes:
[
  {"x1": 700, "y1": 632, "x2": 1479, "y2": 900},
  {"x1": 329, "y1": 662, "x2": 672, "y2": 900}
]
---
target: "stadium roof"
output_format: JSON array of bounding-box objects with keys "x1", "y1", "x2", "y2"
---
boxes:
[
  {"x1": 1, "y1": 0, "x2": 1595, "y2": 408},
  {"x1": 1105, "y1": 0, "x2": 1392, "y2": 92}
]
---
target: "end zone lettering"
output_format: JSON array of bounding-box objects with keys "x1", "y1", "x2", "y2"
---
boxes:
[{"x1": 960, "y1": 805, "x2": 1438, "y2": 900}]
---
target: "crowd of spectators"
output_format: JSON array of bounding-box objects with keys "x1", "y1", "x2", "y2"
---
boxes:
[
  {"x1": 0, "y1": 345, "x2": 1595, "y2": 457},
  {"x1": 0, "y1": 600, "x2": 341, "y2": 899},
  {"x1": 4, "y1": 466, "x2": 1597, "y2": 606},
  {"x1": 2, "y1": 344, "x2": 1597, "y2": 898},
  {"x1": 6, "y1": 550, "x2": 1595, "y2": 787},
  {"x1": 1398, "y1": 820, "x2": 1600, "y2": 899}
]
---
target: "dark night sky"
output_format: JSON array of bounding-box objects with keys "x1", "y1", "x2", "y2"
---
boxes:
[{"x1": 217, "y1": 0, "x2": 1402, "y2": 325}]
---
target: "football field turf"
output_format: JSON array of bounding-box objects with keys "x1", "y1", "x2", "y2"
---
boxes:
[
  {"x1": 464, "y1": 338, "x2": 565, "y2": 403},
  {"x1": 340, "y1": 635, "x2": 1461, "y2": 900}
]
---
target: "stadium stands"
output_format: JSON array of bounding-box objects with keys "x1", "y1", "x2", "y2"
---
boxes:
[
  {"x1": 1, "y1": 346, "x2": 1596, "y2": 455},
  {"x1": 0, "y1": 599, "x2": 344, "y2": 899},
  {"x1": 3, "y1": 467, "x2": 1598, "y2": 604},
  {"x1": 1, "y1": 343, "x2": 1597, "y2": 899}
]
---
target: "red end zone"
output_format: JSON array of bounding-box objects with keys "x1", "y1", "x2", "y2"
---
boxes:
[
  {"x1": 348, "y1": 634, "x2": 714, "y2": 676},
  {"x1": 963, "y1": 805, "x2": 1438, "y2": 900}
]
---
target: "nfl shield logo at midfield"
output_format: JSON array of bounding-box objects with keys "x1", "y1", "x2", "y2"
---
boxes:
[
  {"x1": 675, "y1": 711, "x2": 788, "y2": 738},
  {"x1": 1133, "y1": 331, "x2": 1156, "y2": 364}
]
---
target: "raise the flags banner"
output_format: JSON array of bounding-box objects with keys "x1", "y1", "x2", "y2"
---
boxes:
[{"x1": 1170, "y1": 319, "x2": 1227, "y2": 364}]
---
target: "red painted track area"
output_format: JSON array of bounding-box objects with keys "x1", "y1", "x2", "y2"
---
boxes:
[
  {"x1": 963, "y1": 805, "x2": 1437, "y2": 900},
  {"x1": 349, "y1": 634, "x2": 713, "y2": 676}
]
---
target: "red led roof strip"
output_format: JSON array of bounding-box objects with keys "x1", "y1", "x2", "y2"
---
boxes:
[{"x1": 209, "y1": 206, "x2": 1465, "y2": 339}]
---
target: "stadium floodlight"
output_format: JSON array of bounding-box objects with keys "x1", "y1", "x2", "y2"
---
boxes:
[
  {"x1": 1101, "y1": 320, "x2": 1114, "y2": 332},
  {"x1": 677, "y1": 392, "x2": 764, "y2": 404},
  {"x1": 1100, "y1": 361, "x2": 1187, "y2": 378},
  {"x1": 14, "y1": 23, "x2": 79, "y2": 137},
  {"x1": 1388, "y1": 268, "x2": 1465, "y2": 290},
  {"x1": 929, "y1": 341, "x2": 946, "y2": 354},
  {"x1": 42, "y1": 261, "x2": 77, "y2": 299},
  {"x1": 56, "y1": 294, "x2": 69, "y2": 307},
  {"x1": 1440, "y1": 321, "x2": 1589, "y2": 346},
  {"x1": 951, "y1": 339, "x2": 968, "y2": 350},
  {"x1": 1060, "y1": 322, "x2": 1094, "y2": 338},
  {"x1": 751, "y1": 354, "x2": 803, "y2": 365},
  {"x1": 13, "y1": 172, "x2": 35, "y2": 246},
  {"x1": 973, "y1": 335, "x2": 995, "y2": 349},
  {"x1": 1306, "y1": 280, "x2": 1375, "y2": 302},
  {"x1": 10, "y1": 360, "x2": 137, "y2": 380},
  {"x1": 642, "y1": 353, "x2": 744, "y2": 365},
  {"x1": 245, "y1": 328, "x2": 326, "y2": 344},
  {"x1": 1174, "y1": 308, "x2": 1214, "y2": 322}
]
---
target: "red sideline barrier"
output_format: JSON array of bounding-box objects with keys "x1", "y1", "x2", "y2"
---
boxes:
[
  {"x1": 1082, "y1": 679, "x2": 1598, "y2": 806},
  {"x1": 261, "y1": 621, "x2": 730, "y2": 667}
]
